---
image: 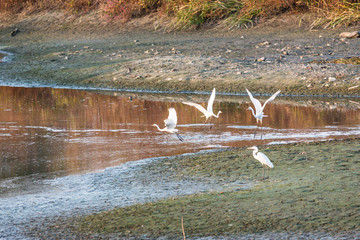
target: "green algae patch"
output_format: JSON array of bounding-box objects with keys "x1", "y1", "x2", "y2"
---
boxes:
[
  {"x1": 66, "y1": 138, "x2": 360, "y2": 238},
  {"x1": 331, "y1": 57, "x2": 360, "y2": 65},
  {"x1": 0, "y1": 52, "x2": 6, "y2": 61},
  {"x1": 312, "y1": 57, "x2": 360, "y2": 65}
]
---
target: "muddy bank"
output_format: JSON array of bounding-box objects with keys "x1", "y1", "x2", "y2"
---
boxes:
[
  {"x1": 0, "y1": 12, "x2": 359, "y2": 96},
  {"x1": 25, "y1": 138, "x2": 360, "y2": 239}
]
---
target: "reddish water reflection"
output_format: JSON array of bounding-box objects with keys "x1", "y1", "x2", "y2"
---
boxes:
[{"x1": 0, "y1": 86, "x2": 359, "y2": 179}]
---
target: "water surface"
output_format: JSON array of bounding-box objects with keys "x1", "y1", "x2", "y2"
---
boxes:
[{"x1": 0, "y1": 86, "x2": 358, "y2": 180}]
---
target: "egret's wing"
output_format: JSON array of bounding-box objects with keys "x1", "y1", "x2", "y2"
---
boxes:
[
  {"x1": 261, "y1": 90, "x2": 281, "y2": 111},
  {"x1": 165, "y1": 107, "x2": 177, "y2": 127},
  {"x1": 246, "y1": 88, "x2": 262, "y2": 115},
  {"x1": 182, "y1": 102, "x2": 208, "y2": 116},
  {"x1": 257, "y1": 152, "x2": 274, "y2": 168},
  {"x1": 207, "y1": 88, "x2": 216, "y2": 113}
]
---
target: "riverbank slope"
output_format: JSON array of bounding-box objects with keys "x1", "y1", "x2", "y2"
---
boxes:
[{"x1": 0, "y1": 11, "x2": 359, "y2": 96}]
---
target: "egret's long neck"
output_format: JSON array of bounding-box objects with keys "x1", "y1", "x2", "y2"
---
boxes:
[
  {"x1": 252, "y1": 149, "x2": 258, "y2": 159},
  {"x1": 248, "y1": 107, "x2": 256, "y2": 118},
  {"x1": 153, "y1": 124, "x2": 166, "y2": 132}
]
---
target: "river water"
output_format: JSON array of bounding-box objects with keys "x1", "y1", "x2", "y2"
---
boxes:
[
  {"x1": 0, "y1": 86, "x2": 359, "y2": 180},
  {"x1": 0, "y1": 86, "x2": 359, "y2": 238}
]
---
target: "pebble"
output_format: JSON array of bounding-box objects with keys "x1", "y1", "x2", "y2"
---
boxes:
[
  {"x1": 328, "y1": 77, "x2": 336, "y2": 82},
  {"x1": 348, "y1": 85, "x2": 359, "y2": 90},
  {"x1": 257, "y1": 57, "x2": 266, "y2": 62},
  {"x1": 339, "y1": 31, "x2": 360, "y2": 38},
  {"x1": 259, "y1": 41, "x2": 271, "y2": 46}
]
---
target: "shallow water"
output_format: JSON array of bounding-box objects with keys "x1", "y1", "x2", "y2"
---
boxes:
[{"x1": 0, "y1": 86, "x2": 359, "y2": 181}]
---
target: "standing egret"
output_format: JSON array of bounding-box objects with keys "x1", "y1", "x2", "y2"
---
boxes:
[
  {"x1": 247, "y1": 146, "x2": 274, "y2": 179},
  {"x1": 153, "y1": 108, "x2": 184, "y2": 142},
  {"x1": 182, "y1": 88, "x2": 222, "y2": 129},
  {"x1": 246, "y1": 88, "x2": 281, "y2": 139}
]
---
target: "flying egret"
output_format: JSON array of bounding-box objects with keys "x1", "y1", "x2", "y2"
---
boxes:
[
  {"x1": 153, "y1": 107, "x2": 184, "y2": 142},
  {"x1": 247, "y1": 146, "x2": 274, "y2": 179},
  {"x1": 246, "y1": 88, "x2": 281, "y2": 139},
  {"x1": 182, "y1": 88, "x2": 222, "y2": 129}
]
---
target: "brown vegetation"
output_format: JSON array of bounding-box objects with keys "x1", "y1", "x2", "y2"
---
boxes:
[{"x1": 1, "y1": 0, "x2": 359, "y2": 29}]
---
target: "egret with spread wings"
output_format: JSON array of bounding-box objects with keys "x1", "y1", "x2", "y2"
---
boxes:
[
  {"x1": 153, "y1": 108, "x2": 184, "y2": 142},
  {"x1": 246, "y1": 88, "x2": 280, "y2": 139},
  {"x1": 182, "y1": 88, "x2": 222, "y2": 128}
]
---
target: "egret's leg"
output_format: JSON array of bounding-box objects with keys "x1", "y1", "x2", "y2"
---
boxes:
[
  {"x1": 176, "y1": 133, "x2": 184, "y2": 142},
  {"x1": 266, "y1": 167, "x2": 269, "y2": 179},
  {"x1": 209, "y1": 118, "x2": 213, "y2": 129},
  {"x1": 254, "y1": 123, "x2": 259, "y2": 138},
  {"x1": 260, "y1": 123, "x2": 263, "y2": 140},
  {"x1": 202, "y1": 118, "x2": 209, "y2": 131}
]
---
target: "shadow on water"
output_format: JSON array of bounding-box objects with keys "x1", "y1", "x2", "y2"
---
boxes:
[{"x1": 0, "y1": 86, "x2": 359, "y2": 180}]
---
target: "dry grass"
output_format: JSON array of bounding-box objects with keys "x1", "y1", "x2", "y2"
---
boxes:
[
  {"x1": 310, "y1": 1, "x2": 360, "y2": 29},
  {"x1": 1, "y1": 0, "x2": 359, "y2": 29}
]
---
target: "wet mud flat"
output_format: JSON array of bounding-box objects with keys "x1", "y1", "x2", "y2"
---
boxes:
[
  {"x1": 27, "y1": 138, "x2": 360, "y2": 239},
  {"x1": 0, "y1": 23, "x2": 360, "y2": 96}
]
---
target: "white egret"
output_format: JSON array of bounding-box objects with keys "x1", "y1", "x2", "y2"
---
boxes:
[
  {"x1": 182, "y1": 88, "x2": 222, "y2": 128},
  {"x1": 247, "y1": 146, "x2": 274, "y2": 179},
  {"x1": 246, "y1": 88, "x2": 281, "y2": 139},
  {"x1": 153, "y1": 107, "x2": 184, "y2": 142}
]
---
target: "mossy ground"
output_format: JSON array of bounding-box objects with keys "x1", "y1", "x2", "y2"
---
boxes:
[{"x1": 41, "y1": 138, "x2": 360, "y2": 239}]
